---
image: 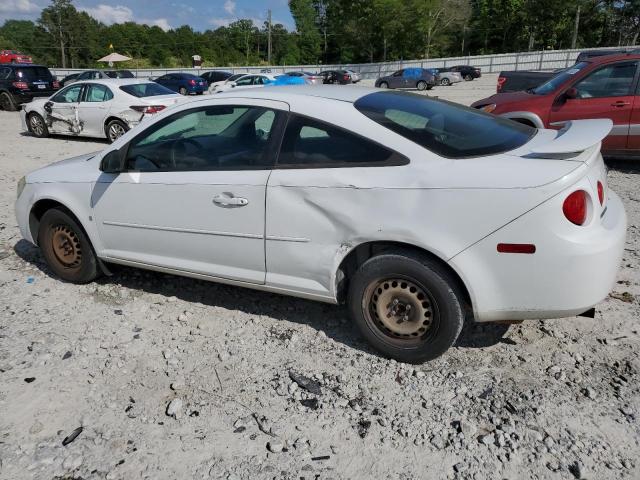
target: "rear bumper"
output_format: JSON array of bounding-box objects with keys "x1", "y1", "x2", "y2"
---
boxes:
[
  {"x1": 450, "y1": 184, "x2": 627, "y2": 322},
  {"x1": 12, "y1": 90, "x2": 56, "y2": 104}
]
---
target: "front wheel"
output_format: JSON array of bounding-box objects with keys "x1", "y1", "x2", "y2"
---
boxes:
[
  {"x1": 179, "y1": 87, "x2": 188, "y2": 95},
  {"x1": 105, "y1": 119, "x2": 128, "y2": 143},
  {"x1": 348, "y1": 253, "x2": 464, "y2": 363},
  {"x1": 38, "y1": 208, "x2": 99, "y2": 283},
  {"x1": 28, "y1": 112, "x2": 49, "y2": 138},
  {"x1": 378, "y1": 81, "x2": 389, "y2": 89}
]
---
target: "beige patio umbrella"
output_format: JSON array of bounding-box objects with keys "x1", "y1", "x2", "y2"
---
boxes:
[{"x1": 97, "y1": 52, "x2": 132, "y2": 67}]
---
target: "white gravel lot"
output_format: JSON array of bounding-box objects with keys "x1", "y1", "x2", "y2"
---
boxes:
[{"x1": 1, "y1": 75, "x2": 639, "y2": 480}]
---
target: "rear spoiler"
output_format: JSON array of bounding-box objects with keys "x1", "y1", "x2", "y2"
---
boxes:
[{"x1": 531, "y1": 119, "x2": 613, "y2": 154}]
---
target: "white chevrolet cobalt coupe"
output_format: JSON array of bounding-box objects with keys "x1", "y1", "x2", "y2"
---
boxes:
[{"x1": 15, "y1": 87, "x2": 626, "y2": 363}]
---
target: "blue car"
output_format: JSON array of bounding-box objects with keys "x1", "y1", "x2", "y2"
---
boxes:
[{"x1": 153, "y1": 73, "x2": 207, "y2": 95}]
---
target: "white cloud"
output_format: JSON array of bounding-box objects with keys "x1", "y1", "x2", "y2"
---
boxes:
[
  {"x1": 142, "y1": 18, "x2": 171, "y2": 31},
  {"x1": 209, "y1": 17, "x2": 232, "y2": 28},
  {"x1": 78, "y1": 4, "x2": 171, "y2": 31},
  {"x1": 79, "y1": 4, "x2": 133, "y2": 24},
  {"x1": 0, "y1": 0, "x2": 39, "y2": 14},
  {"x1": 223, "y1": 0, "x2": 235, "y2": 15}
]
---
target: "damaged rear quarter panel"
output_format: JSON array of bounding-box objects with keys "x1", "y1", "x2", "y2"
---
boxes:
[{"x1": 264, "y1": 166, "x2": 570, "y2": 302}]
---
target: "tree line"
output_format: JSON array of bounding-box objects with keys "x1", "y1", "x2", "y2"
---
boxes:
[{"x1": 0, "y1": 0, "x2": 639, "y2": 69}]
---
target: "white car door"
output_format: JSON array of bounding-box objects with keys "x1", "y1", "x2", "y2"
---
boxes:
[
  {"x1": 92, "y1": 98, "x2": 288, "y2": 284},
  {"x1": 45, "y1": 83, "x2": 83, "y2": 135},
  {"x1": 232, "y1": 75, "x2": 258, "y2": 90},
  {"x1": 77, "y1": 83, "x2": 114, "y2": 137}
]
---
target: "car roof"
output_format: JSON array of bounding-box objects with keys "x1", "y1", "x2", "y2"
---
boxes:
[
  {"x1": 211, "y1": 85, "x2": 378, "y2": 104},
  {"x1": 586, "y1": 52, "x2": 640, "y2": 64},
  {"x1": 74, "y1": 78, "x2": 158, "y2": 86}
]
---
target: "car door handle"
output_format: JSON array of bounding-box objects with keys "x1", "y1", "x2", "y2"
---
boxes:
[
  {"x1": 212, "y1": 193, "x2": 249, "y2": 207},
  {"x1": 611, "y1": 101, "x2": 630, "y2": 107}
]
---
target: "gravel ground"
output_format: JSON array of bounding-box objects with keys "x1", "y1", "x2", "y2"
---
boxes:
[{"x1": 1, "y1": 76, "x2": 639, "y2": 480}]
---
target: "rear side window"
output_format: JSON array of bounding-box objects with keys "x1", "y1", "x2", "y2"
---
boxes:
[
  {"x1": 15, "y1": 67, "x2": 53, "y2": 81},
  {"x1": 120, "y1": 83, "x2": 175, "y2": 97},
  {"x1": 85, "y1": 84, "x2": 113, "y2": 102},
  {"x1": 354, "y1": 91, "x2": 534, "y2": 159},
  {"x1": 277, "y1": 114, "x2": 407, "y2": 168},
  {"x1": 574, "y1": 62, "x2": 638, "y2": 98}
]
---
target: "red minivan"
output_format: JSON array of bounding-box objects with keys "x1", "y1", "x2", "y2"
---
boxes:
[{"x1": 472, "y1": 54, "x2": 640, "y2": 157}]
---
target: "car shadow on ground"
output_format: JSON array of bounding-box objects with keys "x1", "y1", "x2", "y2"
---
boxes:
[
  {"x1": 606, "y1": 158, "x2": 640, "y2": 174},
  {"x1": 19, "y1": 131, "x2": 109, "y2": 144},
  {"x1": 13, "y1": 239, "x2": 510, "y2": 358}
]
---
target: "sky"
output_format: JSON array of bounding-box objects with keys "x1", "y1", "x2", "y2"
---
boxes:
[{"x1": 0, "y1": 0, "x2": 296, "y2": 31}]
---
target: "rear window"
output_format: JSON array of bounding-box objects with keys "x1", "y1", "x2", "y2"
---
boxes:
[
  {"x1": 120, "y1": 83, "x2": 175, "y2": 97},
  {"x1": 354, "y1": 91, "x2": 534, "y2": 158},
  {"x1": 15, "y1": 67, "x2": 52, "y2": 81}
]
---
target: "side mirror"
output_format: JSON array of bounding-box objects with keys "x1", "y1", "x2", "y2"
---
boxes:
[
  {"x1": 564, "y1": 87, "x2": 578, "y2": 99},
  {"x1": 100, "y1": 148, "x2": 125, "y2": 173}
]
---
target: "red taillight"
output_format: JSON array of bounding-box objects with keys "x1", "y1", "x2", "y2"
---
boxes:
[
  {"x1": 497, "y1": 243, "x2": 536, "y2": 254},
  {"x1": 52, "y1": 80, "x2": 60, "y2": 89},
  {"x1": 130, "y1": 105, "x2": 166, "y2": 114},
  {"x1": 563, "y1": 190, "x2": 587, "y2": 225},
  {"x1": 189, "y1": 79, "x2": 196, "y2": 86},
  {"x1": 343, "y1": 75, "x2": 349, "y2": 80},
  {"x1": 497, "y1": 76, "x2": 506, "y2": 92},
  {"x1": 597, "y1": 181, "x2": 604, "y2": 205},
  {"x1": 12, "y1": 81, "x2": 28, "y2": 89}
]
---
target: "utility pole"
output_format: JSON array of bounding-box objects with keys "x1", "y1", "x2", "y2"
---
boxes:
[
  {"x1": 57, "y1": 9, "x2": 66, "y2": 68},
  {"x1": 571, "y1": 5, "x2": 581, "y2": 49},
  {"x1": 267, "y1": 9, "x2": 272, "y2": 65}
]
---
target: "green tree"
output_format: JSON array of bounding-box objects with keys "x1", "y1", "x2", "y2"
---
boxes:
[{"x1": 290, "y1": 0, "x2": 322, "y2": 63}]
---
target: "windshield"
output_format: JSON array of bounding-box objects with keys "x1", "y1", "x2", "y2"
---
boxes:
[
  {"x1": 120, "y1": 83, "x2": 176, "y2": 97},
  {"x1": 531, "y1": 62, "x2": 589, "y2": 95},
  {"x1": 355, "y1": 91, "x2": 534, "y2": 158}
]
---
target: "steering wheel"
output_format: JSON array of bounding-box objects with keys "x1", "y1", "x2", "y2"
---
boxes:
[{"x1": 170, "y1": 137, "x2": 202, "y2": 168}]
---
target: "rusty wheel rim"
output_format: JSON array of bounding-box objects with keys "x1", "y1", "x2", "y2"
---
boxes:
[
  {"x1": 365, "y1": 278, "x2": 436, "y2": 340},
  {"x1": 51, "y1": 225, "x2": 82, "y2": 268}
]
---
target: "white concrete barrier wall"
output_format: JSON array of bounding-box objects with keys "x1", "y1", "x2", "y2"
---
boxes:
[{"x1": 51, "y1": 45, "x2": 639, "y2": 80}]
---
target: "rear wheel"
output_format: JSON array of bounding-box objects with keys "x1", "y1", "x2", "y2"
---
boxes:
[
  {"x1": 416, "y1": 80, "x2": 427, "y2": 91},
  {"x1": 464, "y1": 74, "x2": 473, "y2": 81},
  {"x1": 105, "y1": 119, "x2": 128, "y2": 143},
  {"x1": 179, "y1": 87, "x2": 188, "y2": 95},
  {"x1": 37, "y1": 208, "x2": 99, "y2": 283},
  {"x1": 28, "y1": 112, "x2": 48, "y2": 138},
  {"x1": 440, "y1": 77, "x2": 450, "y2": 86},
  {"x1": 0, "y1": 92, "x2": 17, "y2": 111},
  {"x1": 348, "y1": 252, "x2": 464, "y2": 363},
  {"x1": 378, "y1": 81, "x2": 389, "y2": 89}
]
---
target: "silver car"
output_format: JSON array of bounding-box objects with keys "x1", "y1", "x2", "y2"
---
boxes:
[
  {"x1": 285, "y1": 71, "x2": 323, "y2": 85},
  {"x1": 345, "y1": 69, "x2": 362, "y2": 83}
]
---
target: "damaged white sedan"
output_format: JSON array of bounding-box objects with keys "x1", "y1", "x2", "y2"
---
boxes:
[
  {"x1": 15, "y1": 87, "x2": 627, "y2": 363},
  {"x1": 21, "y1": 79, "x2": 183, "y2": 143}
]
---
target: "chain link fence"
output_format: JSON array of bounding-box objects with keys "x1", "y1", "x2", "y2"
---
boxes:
[{"x1": 51, "y1": 45, "x2": 638, "y2": 80}]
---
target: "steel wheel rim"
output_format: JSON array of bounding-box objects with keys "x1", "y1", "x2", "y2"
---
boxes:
[
  {"x1": 109, "y1": 123, "x2": 125, "y2": 141},
  {"x1": 30, "y1": 115, "x2": 44, "y2": 136},
  {"x1": 363, "y1": 277, "x2": 440, "y2": 344},
  {"x1": 51, "y1": 225, "x2": 82, "y2": 268}
]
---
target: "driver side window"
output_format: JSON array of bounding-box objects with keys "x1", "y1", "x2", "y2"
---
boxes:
[
  {"x1": 126, "y1": 105, "x2": 280, "y2": 172},
  {"x1": 573, "y1": 62, "x2": 637, "y2": 98},
  {"x1": 52, "y1": 84, "x2": 83, "y2": 103}
]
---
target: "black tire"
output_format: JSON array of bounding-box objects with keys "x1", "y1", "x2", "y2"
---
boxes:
[
  {"x1": 179, "y1": 86, "x2": 188, "y2": 95},
  {"x1": 105, "y1": 119, "x2": 128, "y2": 143},
  {"x1": 464, "y1": 74, "x2": 473, "y2": 81},
  {"x1": 348, "y1": 252, "x2": 464, "y2": 363},
  {"x1": 416, "y1": 80, "x2": 427, "y2": 91},
  {"x1": 0, "y1": 91, "x2": 17, "y2": 111},
  {"x1": 426, "y1": 84, "x2": 434, "y2": 90},
  {"x1": 378, "y1": 81, "x2": 389, "y2": 89},
  {"x1": 440, "y1": 77, "x2": 450, "y2": 86},
  {"x1": 28, "y1": 112, "x2": 49, "y2": 138},
  {"x1": 37, "y1": 208, "x2": 99, "y2": 283}
]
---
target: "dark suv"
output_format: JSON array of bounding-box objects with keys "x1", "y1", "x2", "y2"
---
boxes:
[{"x1": 0, "y1": 64, "x2": 59, "y2": 111}]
